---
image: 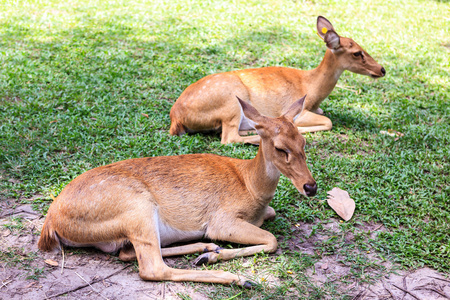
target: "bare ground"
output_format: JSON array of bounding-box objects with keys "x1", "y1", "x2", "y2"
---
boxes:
[{"x1": 1, "y1": 204, "x2": 449, "y2": 300}]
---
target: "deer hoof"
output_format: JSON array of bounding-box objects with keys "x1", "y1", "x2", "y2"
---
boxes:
[
  {"x1": 194, "y1": 252, "x2": 218, "y2": 266},
  {"x1": 242, "y1": 280, "x2": 257, "y2": 289},
  {"x1": 194, "y1": 254, "x2": 209, "y2": 266},
  {"x1": 202, "y1": 243, "x2": 221, "y2": 253}
]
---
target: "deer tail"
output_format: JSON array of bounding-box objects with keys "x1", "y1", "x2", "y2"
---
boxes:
[{"x1": 38, "y1": 214, "x2": 60, "y2": 251}]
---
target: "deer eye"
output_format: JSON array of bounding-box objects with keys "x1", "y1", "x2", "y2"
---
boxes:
[
  {"x1": 275, "y1": 147, "x2": 289, "y2": 161},
  {"x1": 353, "y1": 51, "x2": 362, "y2": 57}
]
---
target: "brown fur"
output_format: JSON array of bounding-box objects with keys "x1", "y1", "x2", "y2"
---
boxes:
[
  {"x1": 38, "y1": 96, "x2": 316, "y2": 287},
  {"x1": 37, "y1": 214, "x2": 59, "y2": 251},
  {"x1": 169, "y1": 16, "x2": 385, "y2": 144},
  {"x1": 169, "y1": 117, "x2": 187, "y2": 136}
]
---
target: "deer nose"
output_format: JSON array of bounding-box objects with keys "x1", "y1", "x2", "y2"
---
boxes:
[
  {"x1": 303, "y1": 182, "x2": 317, "y2": 197},
  {"x1": 381, "y1": 67, "x2": 386, "y2": 76}
]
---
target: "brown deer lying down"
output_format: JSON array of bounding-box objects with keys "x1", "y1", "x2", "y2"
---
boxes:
[
  {"x1": 169, "y1": 16, "x2": 386, "y2": 144},
  {"x1": 38, "y1": 96, "x2": 317, "y2": 287}
]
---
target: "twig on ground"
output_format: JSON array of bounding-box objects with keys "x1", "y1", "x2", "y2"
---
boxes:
[
  {"x1": 0, "y1": 208, "x2": 39, "y2": 218},
  {"x1": 141, "y1": 290, "x2": 157, "y2": 299},
  {"x1": 392, "y1": 284, "x2": 422, "y2": 300},
  {"x1": 382, "y1": 280, "x2": 397, "y2": 300},
  {"x1": 401, "y1": 274, "x2": 409, "y2": 300},
  {"x1": 60, "y1": 246, "x2": 65, "y2": 275},
  {"x1": 75, "y1": 272, "x2": 109, "y2": 300},
  {"x1": 351, "y1": 289, "x2": 366, "y2": 300},
  {"x1": 46, "y1": 264, "x2": 131, "y2": 299},
  {"x1": 413, "y1": 287, "x2": 450, "y2": 299},
  {"x1": 429, "y1": 276, "x2": 450, "y2": 283},
  {"x1": 373, "y1": 224, "x2": 384, "y2": 231},
  {"x1": 1, "y1": 279, "x2": 13, "y2": 289},
  {"x1": 138, "y1": 288, "x2": 159, "y2": 299}
]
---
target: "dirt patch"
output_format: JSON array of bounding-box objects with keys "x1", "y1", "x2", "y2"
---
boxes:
[
  {"x1": 286, "y1": 220, "x2": 450, "y2": 299},
  {"x1": 1, "y1": 207, "x2": 449, "y2": 299},
  {"x1": 0, "y1": 206, "x2": 210, "y2": 299}
]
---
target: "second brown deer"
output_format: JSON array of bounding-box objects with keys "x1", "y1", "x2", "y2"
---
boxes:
[
  {"x1": 170, "y1": 16, "x2": 386, "y2": 144},
  {"x1": 38, "y1": 96, "x2": 316, "y2": 287}
]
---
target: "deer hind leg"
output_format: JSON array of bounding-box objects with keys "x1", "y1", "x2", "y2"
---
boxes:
[
  {"x1": 194, "y1": 219, "x2": 278, "y2": 265},
  {"x1": 294, "y1": 109, "x2": 333, "y2": 133}
]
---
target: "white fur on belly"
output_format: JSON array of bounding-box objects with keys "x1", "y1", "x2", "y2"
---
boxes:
[{"x1": 155, "y1": 210, "x2": 205, "y2": 247}]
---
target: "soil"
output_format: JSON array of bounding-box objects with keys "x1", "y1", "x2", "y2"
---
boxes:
[{"x1": 1, "y1": 204, "x2": 449, "y2": 299}]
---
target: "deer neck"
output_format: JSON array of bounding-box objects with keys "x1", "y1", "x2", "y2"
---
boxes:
[
  {"x1": 304, "y1": 49, "x2": 344, "y2": 111},
  {"x1": 243, "y1": 143, "x2": 280, "y2": 204}
]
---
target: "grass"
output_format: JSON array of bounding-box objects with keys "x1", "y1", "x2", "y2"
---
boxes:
[
  {"x1": 0, "y1": 247, "x2": 44, "y2": 280},
  {"x1": 0, "y1": 0, "x2": 449, "y2": 298},
  {"x1": 2, "y1": 216, "x2": 26, "y2": 231}
]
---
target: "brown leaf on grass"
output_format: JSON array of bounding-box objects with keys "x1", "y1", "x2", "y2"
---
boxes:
[
  {"x1": 45, "y1": 259, "x2": 59, "y2": 267},
  {"x1": 141, "y1": 113, "x2": 149, "y2": 118},
  {"x1": 327, "y1": 187, "x2": 356, "y2": 221}
]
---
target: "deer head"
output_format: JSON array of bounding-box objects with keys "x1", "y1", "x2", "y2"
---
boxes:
[
  {"x1": 317, "y1": 16, "x2": 386, "y2": 78},
  {"x1": 238, "y1": 95, "x2": 317, "y2": 197}
]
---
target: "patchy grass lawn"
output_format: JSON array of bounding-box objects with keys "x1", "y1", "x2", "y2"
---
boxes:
[{"x1": 0, "y1": 0, "x2": 449, "y2": 299}]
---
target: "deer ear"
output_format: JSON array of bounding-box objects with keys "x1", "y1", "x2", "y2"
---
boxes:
[
  {"x1": 283, "y1": 95, "x2": 306, "y2": 122},
  {"x1": 236, "y1": 96, "x2": 264, "y2": 129},
  {"x1": 324, "y1": 30, "x2": 341, "y2": 50},
  {"x1": 317, "y1": 16, "x2": 336, "y2": 39}
]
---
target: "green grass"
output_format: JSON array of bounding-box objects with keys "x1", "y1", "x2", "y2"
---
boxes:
[
  {"x1": 0, "y1": 247, "x2": 44, "y2": 280},
  {"x1": 0, "y1": 0, "x2": 449, "y2": 298},
  {"x1": 2, "y1": 216, "x2": 26, "y2": 231}
]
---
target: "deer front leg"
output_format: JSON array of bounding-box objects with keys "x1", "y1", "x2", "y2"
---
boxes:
[
  {"x1": 127, "y1": 217, "x2": 252, "y2": 286},
  {"x1": 161, "y1": 242, "x2": 221, "y2": 257},
  {"x1": 194, "y1": 219, "x2": 278, "y2": 265},
  {"x1": 119, "y1": 242, "x2": 222, "y2": 261},
  {"x1": 294, "y1": 109, "x2": 333, "y2": 133}
]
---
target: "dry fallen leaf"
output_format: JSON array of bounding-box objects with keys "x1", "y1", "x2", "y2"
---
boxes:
[
  {"x1": 45, "y1": 259, "x2": 59, "y2": 267},
  {"x1": 380, "y1": 130, "x2": 395, "y2": 137},
  {"x1": 327, "y1": 187, "x2": 356, "y2": 221},
  {"x1": 141, "y1": 113, "x2": 149, "y2": 118}
]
